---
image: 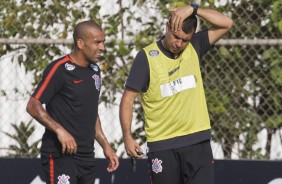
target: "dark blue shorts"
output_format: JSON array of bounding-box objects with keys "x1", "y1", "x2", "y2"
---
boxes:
[
  {"x1": 147, "y1": 140, "x2": 214, "y2": 184},
  {"x1": 41, "y1": 154, "x2": 96, "y2": 184}
]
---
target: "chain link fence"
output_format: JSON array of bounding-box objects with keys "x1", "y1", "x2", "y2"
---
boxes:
[{"x1": 0, "y1": 0, "x2": 281, "y2": 160}]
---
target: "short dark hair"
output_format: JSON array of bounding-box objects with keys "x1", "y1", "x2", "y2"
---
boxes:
[
  {"x1": 73, "y1": 20, "x2": 102, "y2": 48},
  {"x1": 170, "y1": 15, "x2": 197, "y2": 34}
]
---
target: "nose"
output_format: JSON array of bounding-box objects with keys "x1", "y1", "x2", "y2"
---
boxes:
[
  {"x1": 99, "y1": 42, "x2": 105, "y2": 51},
  {"x1": 175, "y1": 39, "x2": 183, "y2": 48}
]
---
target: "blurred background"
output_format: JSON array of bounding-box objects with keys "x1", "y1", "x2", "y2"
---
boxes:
[{"x1": 0, "y1": 0, "x2": 281, "y2": 163}]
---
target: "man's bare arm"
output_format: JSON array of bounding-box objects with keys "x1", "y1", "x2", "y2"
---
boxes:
[{"x1": 26, "y1": 97, "x2": 77, "y2": 154}]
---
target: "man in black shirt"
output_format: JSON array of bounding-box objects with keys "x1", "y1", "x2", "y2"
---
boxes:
[
  {"x1": 120, "y1": 3, "x2": 233, "y2": 184},
  {"x1": 27, "y1": 20, "x2": 119, "y2": 184}
]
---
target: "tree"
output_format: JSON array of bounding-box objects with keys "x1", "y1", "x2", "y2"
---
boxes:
[
  {"x1": 0, "y1": 0, "x2": 103, "y2": 83},
  {"x1": 202, "y1": 0, "x2": 282, "y2": 159}
]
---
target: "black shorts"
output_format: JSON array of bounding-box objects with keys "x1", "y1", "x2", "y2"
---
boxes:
[
  {"x1": 147, "y1": 140, "x2": 214, "y2": 184},
  {"x1": 41, "y1": 154, "x2": 96, "y2": 184}
]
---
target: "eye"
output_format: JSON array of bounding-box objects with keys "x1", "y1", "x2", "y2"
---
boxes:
[
  {"x1": 172, "y1": 33, "x2": 179, "y2": 39},
  {"x1": 173, "y1": 34, "x2": 190, "y2": 43}
]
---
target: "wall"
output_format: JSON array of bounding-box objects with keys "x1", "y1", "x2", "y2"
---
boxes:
[{"x1": 1, "y1": 158, "x2": 282, "y2": 184}]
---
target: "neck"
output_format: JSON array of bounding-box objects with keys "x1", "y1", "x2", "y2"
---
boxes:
[
  {"x1": 161, "y1": 37, "x2": 180, "y2": 59},
  {"x1": 173, "y1": 53, "x2": 179, "y2": 59},
  {"x1": 69, "y1": 52, "x2": 89, "y2": 67}
]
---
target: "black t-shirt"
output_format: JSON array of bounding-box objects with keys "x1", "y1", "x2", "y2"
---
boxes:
[{"x1": 32, "y1": 55, "x2": 101, "y2": 158}]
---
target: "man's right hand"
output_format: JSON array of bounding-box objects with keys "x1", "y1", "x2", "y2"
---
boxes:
[
  {"x1": 26, "y1": 97, "x2": 78, "y2": 155},
  {"x1": 124, "y1": 136, "x2": 143, "y2": 159},
  {"x1": 56, "y1": 128, "x2": 77, "y2": 154},
  {"x1": 169, "y1": 5, "x2": 194, "y2": 32}
]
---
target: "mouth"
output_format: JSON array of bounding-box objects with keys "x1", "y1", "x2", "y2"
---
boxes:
[
  {"x1": 95, "y1": 54, "x2": 104, "y2": 61},
  {"x1": 172, "y1": 47, "x2": 179, "y2": 53}
]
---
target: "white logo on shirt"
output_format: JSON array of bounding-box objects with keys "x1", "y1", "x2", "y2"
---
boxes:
[
  {"x1": 149, "y1": 50, "x2": 159, "y2": 57},
  {"x1": 65, "y1": 63, "x2": 75, "y2": 71},
  {"x1": 90, "y1": 63, "x2": 99, "y2": 71},
  {"x1": 93, "y1": 74, "x2": 101, "y2": 91}
]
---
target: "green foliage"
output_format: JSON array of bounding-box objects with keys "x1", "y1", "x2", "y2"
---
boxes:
[
  {"x1": 270, "y1": 1, "x2": 282, "y2": 33},
  {"x1": 264, "y1": 46, "x2": 282, "y2": 85},
  {"x1": 199, "y1": 0, "x2": 282, "y2": 159},
  {"x1": 100, "y1": 1, "x2": 164, "y2": 105},
  {"x1": 3, "y1": 121, "x2": 40, "y2": 158},
  {"x1": 0, "y1": 0, "x2": 101, "y2": 85}
]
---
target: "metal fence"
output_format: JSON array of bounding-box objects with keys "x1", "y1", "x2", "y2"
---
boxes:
[{"x1": 0, "y1": 0, "x2": 281, "y2": 160}]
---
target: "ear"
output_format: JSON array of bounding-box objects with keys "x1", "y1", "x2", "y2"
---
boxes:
[
  {"x1": 166, "y1": 21, "x2": 170, "y2": 32},
  {"x1": 77, "y1": 39, "x2": 84, "y2": 49}
]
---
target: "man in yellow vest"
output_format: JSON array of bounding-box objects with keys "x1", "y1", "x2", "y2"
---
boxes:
[{"x1": 120, "y1": 2, "x2": 233, "y2": 184}]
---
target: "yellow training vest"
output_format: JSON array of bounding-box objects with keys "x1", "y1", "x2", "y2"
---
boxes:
[{"x1": 142, "y1": 42, "x2": 211, "y2": 142}]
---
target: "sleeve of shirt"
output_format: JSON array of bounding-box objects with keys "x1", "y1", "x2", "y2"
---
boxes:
[
  {"x1": 125, "y1": 50, "x2": 149, "y2": 92},
  {"x1": 191, "y1": 29, "x2": 212, "y2": 60},
  {"x1": 32, "y1": 62, "x2": 65, "y2": 104}
]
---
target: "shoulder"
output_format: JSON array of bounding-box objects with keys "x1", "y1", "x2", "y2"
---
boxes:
[
  {"x1": 42, "y1": 56, "x2": 74, "y2": 81},
  {"x1": 191, "y1": 29, "x2": 209, "y2": 46},
  {"x1": 133, "y1": 50, "x2": 150, "y2": 72},
  {"x1": 136, "y1": 49, "x2": 147, "y2": 60},
  {"x1": 46, "y1": 55, "x2": 74, "y2": 73},
  {"x1": 190, "y1": 30, "x2": 211, "y2": 59}
]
